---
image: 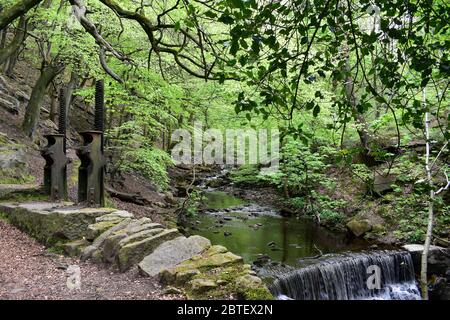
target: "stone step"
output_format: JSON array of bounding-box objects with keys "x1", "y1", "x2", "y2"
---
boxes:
[
  {"x1": 86, "y1": 211, "x2": 135, "y2": 240},
  {"x1": 138, "y1": 235, "x2": 211, "y2": 277},
  {"x1": 116, "y1": 228, "x2": 181, "y2": 272}
]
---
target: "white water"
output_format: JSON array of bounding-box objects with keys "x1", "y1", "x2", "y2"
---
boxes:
[{"x1": 270, "y1": 251, "x2": 421, "y2": 300}]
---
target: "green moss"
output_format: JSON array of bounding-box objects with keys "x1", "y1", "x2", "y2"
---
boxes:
[
  {"x1": 165, "y1": 259, "x2": 273, "y2": 300},
  {"x1": 0, "y1": 168, "x2": 35, "y2": 185},
  {"x1": 0, "y1": 192, "x2": 48, "y2": 203},
  {"x1": 238, "y1": 287, "x2": 274, "y2": 300},
  {"x1": 104, "y1": 194, "x2": 116, "y2": 209},
  {"x1": 0, "y1": 211, "x2": 10, "y2": 223},
  {"x1": 47, "y1": 244, "x2": 67, "y2": 255}
]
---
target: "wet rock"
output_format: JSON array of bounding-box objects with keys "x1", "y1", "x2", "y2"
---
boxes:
[
  {"x1": 403, "y1": 244, "x2": 450, "y2": 276},
  {"x1": 253, "y1": 254, "x2": 271, "y2": 267},
  {"x1": 346, "y1": 219, "x2": 372, "y2": 237},
  {"x1": 223, "y1": 216, "x2": 233, "y2": 221},
  {"x1": 138, "y1": 235, "x2": 211, "y2": 277},
  {"x1": 250, "y1": 223, "x2": 262, "y2": 230},
  {"x1": 224, "y1": 231, "x2": 232, "y2": 237},
  {"x1": 267, "y1": 241, "x2": 276, "y2": 247}
]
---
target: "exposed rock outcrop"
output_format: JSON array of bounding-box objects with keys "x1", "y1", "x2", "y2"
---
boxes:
[{"x1": 403, "y1": 244, "x2": 450, "y2": 300}]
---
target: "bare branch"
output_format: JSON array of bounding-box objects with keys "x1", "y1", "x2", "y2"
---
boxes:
[
  {"x1": 99, "y1": 47, "x2": 123, "y2": 83},
  {"x1": 69, "y1": 0, "x2": 130, "y2": 62}
]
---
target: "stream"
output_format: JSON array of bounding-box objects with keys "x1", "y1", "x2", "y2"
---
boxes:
[
  {"x1": 182, "y1": 191, "x2": 370, "y2": 266},
  {"x1": 179, "y1": 173, "x2": 422, "y2": 300}
]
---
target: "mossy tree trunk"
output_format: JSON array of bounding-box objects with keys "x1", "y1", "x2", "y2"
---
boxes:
[
  {"x1": 0, "y1": 16, "x2": 27, "y2": 67},
  {"x1": 0, "y1": 0, "x2": 43, "y2": 31},
  {"x1": 22, "y1": 62, "x2": 64, "y2": 137}
]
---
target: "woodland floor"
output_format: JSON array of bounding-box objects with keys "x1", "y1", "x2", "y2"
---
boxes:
[{"x1": 0, "y1": 220, "x2": 183, "y2": 300}]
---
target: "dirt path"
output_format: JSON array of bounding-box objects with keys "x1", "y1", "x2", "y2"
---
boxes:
[{"x1": 0, "y1": 220, "x2": 183, "y2": 300}]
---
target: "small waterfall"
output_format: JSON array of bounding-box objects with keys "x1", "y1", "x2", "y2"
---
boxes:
[{"x1": 269, "y1": 251, "x2": 421, "y2": 300}]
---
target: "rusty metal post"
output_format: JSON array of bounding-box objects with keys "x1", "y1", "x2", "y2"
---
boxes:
[
  {"x1": 41, "y1": 89, "x2": 69, "y2": 201},
  {"x1": 41, "y1": 134, "x2": 68, "y2": 201},
  {"x1": 76, "y1": 131, "x2": 105, "y2": 206},
  {"x1": 76, "y1": 80, "x2": 105, "y2": 206}
]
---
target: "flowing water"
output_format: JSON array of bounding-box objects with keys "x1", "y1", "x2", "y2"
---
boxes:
[
  {"x1": 267, "y1": 251, "x2": 421, "y2": 300},
  {"x1": 181, "y1": 188, "x2": 421, "y2": 300}
]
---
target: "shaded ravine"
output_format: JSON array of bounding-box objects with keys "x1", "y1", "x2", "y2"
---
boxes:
[{"x1": 179, "y1": 173, "x2": 421, "y2": 300}]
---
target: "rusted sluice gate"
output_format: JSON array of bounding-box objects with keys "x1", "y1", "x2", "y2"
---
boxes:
[
  {"x1": 41, "y1": 80, "x2": 106, "y2": 206},
  {"x1": 41, "y1": 87, "x2": 69, "y2": 201}
]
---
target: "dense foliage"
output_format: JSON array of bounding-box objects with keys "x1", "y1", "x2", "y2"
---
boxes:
[{"x1": 0, "y1": 0, "x2": 448, "y2": 281}]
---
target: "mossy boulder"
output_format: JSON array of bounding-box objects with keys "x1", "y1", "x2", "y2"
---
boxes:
[
  {"x1": 346, "y1": 219, "x2": 372, "y2": 237},
  {"x1": 159, "y1": 245, "x2": 272, "y2": 300},
  {"x1": 234, "y1": 275, "x2": 274, "y2": 300}
]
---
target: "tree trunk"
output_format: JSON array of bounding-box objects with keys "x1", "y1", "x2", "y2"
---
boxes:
[
  {"x1": 0, "y1": 29, "x2": 7, "y2": 49},
  {"x1": 22, "y1": 62, "x2": 63, "y2": 137},
  {"x1": 0, "y1": 16, "x2": 27, "y2": 66},
  {"x1": 60, "y1": 71, "x2": 77, "y2": 127},
  {"x1": 0, "y1": 0, "x2": 43, "y2": 31},
  {"x1": 342, "y1": 45, "x2": 373, "y2": 165},
  {"x1": 421, "y1": 91, "x2": 433, "y2": 300},
  {"x1": 49, "y1": 85, "x2": 58, "y2": 122}
]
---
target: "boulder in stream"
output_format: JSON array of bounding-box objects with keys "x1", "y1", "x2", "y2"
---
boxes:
[{"x1": 346, "y1": 219, "x2": 372, "y2": 237}]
